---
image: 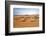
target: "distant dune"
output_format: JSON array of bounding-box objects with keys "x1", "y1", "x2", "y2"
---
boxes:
[{"x1": 13, "y1": 14, "x2": 39, "y2": 28}]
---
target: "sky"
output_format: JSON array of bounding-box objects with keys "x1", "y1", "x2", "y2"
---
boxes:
[{"x1": 13, "y1": 8, "x2": 39, "y2": 16}]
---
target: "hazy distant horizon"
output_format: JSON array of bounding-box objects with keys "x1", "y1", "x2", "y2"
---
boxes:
[{"x1": 13, "y1": 8, "x2": 39, "y2": 16}]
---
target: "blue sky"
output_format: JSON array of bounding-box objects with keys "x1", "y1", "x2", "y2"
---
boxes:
[{"x1": 13, "y1": 8, "x2": 39, "y2": 16}]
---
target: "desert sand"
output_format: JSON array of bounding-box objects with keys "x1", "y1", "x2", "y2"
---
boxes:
[{"x1": 13, "y1": 15, "x2": 39, "y2": 28}]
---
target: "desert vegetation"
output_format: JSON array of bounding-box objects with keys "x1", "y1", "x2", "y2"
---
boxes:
[{"x1": 13, "y1": 15, "x2": 39, "y2": 28}]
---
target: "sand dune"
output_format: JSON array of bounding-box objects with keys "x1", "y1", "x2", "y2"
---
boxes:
[{"x1": 13, "y1": 15, "x2": 39, "y2": 28}]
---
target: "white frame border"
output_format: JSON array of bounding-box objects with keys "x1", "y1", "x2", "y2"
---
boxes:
[{"x1": 10, "y1": 5, "x2": 43, "y2": 32}]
